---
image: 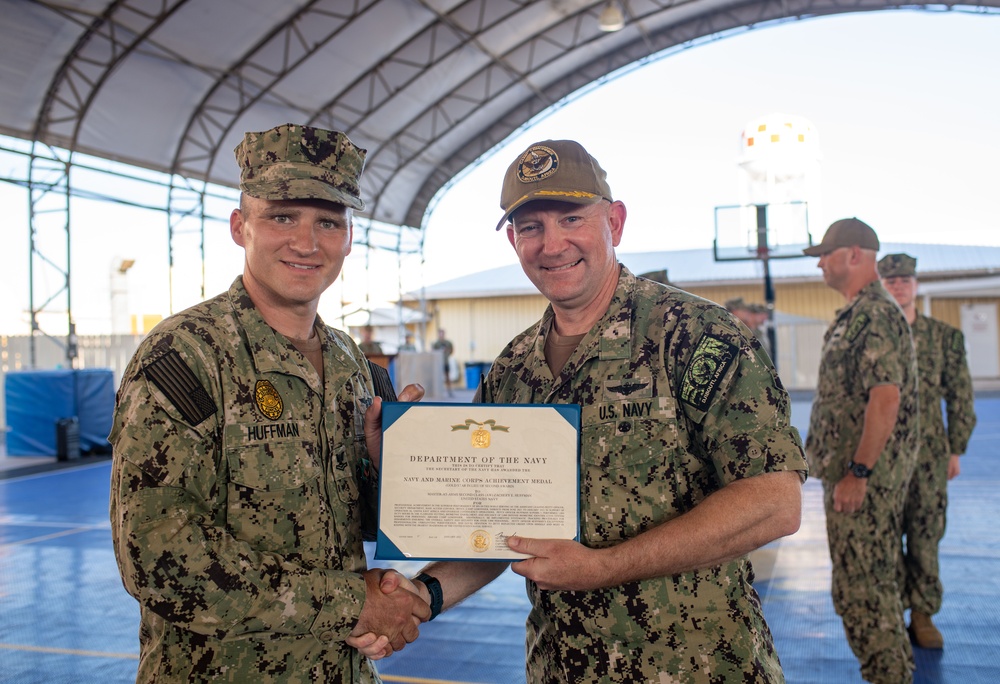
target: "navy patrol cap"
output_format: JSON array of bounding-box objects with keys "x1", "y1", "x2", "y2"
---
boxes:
[
  {"x1": 878, "y1": 253, "x2": 918, "y2": 278},
  {"x1": 235, "y1": 123, "x2": 367, "y2": 210}
]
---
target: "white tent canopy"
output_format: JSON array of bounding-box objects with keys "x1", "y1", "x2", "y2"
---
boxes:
[
  {"x1": 4, "y1": 0, "x2": 996, "y2": 229},
  {"x1": 3, "y1": 0, "x2": 998, "y2": 363}
]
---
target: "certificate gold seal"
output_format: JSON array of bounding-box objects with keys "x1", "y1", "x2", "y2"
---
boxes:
[
  {"x1": 469, "y1": 530, "x2": 491, "y2": 553},
  {"x1": 450, "y1": 418, "x2": 510, "y2": 448},
  {"x1": 471, "y1": 427, "x2": 490, "y2": 448}
]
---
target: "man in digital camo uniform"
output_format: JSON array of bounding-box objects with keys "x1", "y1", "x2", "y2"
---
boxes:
[
  {"x1": 804, "y1": 219, "x2": 919, "y2": 684},
  {"x1": 399, "y1": 139, "x2": 808, "y2": 683},
  {"x1": 109, "y1": 123, "x2": 429, "y2": 683},
  {"x1": 878, "y1": 253, "x2": 976, "y2": 649}
]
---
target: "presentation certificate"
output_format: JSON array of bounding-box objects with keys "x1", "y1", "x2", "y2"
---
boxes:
[{"x1": 375, "y1": 402, "x2": 580, "y2": 561}]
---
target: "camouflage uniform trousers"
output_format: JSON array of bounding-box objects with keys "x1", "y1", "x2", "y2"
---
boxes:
[
  {"x1": 523, "y1": 569, "x2": 785, "y2": 684},
  {"x1": 825, "y1": 481, "x2": 914, "y2": 684},
  {"x1": 899, "y1": 445, "x2": 950, "y2": 616},
  {"x1": 897, "y1": 314, "x2": 976, "y2": 618}
]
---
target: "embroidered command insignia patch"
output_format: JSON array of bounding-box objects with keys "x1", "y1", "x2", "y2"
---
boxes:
[
  {"x1": 255, "y1": 379, "x2": 283, "y2": 420},
  {"x1": 845, "y1": 312, "x2": 870, "y2": 342},
  {"x1": 680, "y1": 334, "x2": 738, "y2": 411},
  {"x1": 951, "y1": 330, "x2": 964, "y2": 353},
  {"x1": 517, "y1": 145, "x2": 559, "y2": 183}
]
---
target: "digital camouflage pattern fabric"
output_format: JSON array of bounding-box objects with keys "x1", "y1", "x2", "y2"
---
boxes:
[
  {"x1": 901, "y1": 314, "x2": 976, "y2": 615},
  {"x1": 806, "y1": 280, "x2": 919, "y2": 684},
  {"x1": 235, "y1": 123, "x2": 367, "y2": 210},
  {"x1": 876, "y1": 253, "x2": 917, "y2": 278},
  {"x1": 480, "y1": 266, "x2": 807, "y2": 683},
  {"x1": 109, "y1": 277, "x2": 382, "y2": 684}
]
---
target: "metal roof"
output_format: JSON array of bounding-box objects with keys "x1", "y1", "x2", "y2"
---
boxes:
[
  {"x1": 6, "y1": 0, "x2": 999, "y2": 364},
  {"x1": 5, "y1": 0, "x2": 997, "y2": 229},
  {"x1": 414, "y1": 242, "x2": 1000, "y2": 299}
]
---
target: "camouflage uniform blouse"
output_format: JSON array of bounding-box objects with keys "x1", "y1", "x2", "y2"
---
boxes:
[
  {"x1": 805, "y1": 280, "x2": 918, "y2": 489},
  {"x1": 912, "y1": 314, "x2": 976, "y2": 457},
  {"x1": 109, "y1": 277, "x2": 381, "y2": 684},
  {"x1": 480, "y1": 266, "x2": 807, "y2": 683}
]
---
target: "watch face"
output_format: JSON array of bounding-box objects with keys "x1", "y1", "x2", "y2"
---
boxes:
[{"x1": 850, "y1": 462, "x2": 871, "y2": 478}]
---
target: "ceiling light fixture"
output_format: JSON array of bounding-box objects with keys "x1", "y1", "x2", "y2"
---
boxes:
[{"x1": 598, "y1": 1, "x2": 625, "y2": 32}]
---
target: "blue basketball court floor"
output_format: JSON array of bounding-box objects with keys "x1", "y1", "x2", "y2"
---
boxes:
[{"x1": 2, "y1": 393, "x2": 999, "y2": 683}]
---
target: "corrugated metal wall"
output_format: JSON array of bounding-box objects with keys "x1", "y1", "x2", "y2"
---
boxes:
[
  {"x1": 426, "y1": 282, "x2": 1000, "y2": 391},
  {"x1": 685, "y1": 281, "x2": 841, "y2": 320},
  {"x1": 428, "y1": 295, "x2": 549, "y2": 371}
]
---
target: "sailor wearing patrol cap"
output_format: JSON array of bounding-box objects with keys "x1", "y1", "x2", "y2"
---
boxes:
[
  {"x1": 110, "y1": 123, "x2": 429, "y2": 684},
  {"x1": 878, "y1": 251, "x2": 976, "y2": 651},
  {"x1": 805, "y1": 217, "x2": 920, "y2": 683}
]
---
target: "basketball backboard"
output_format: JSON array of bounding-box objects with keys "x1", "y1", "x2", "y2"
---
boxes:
[{"x1": 713, "y1": 201, "x2": 812, "y2": 262}]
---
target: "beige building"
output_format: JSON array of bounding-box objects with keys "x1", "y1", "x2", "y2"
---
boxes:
[{"x1": 404, "y1": 243, "x2": 1000, "y2": 391}]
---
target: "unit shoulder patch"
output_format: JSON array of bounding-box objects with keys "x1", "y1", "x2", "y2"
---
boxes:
[
  {"x1": 950, "y1": 329, "x2": 964, "y2": 353},
  {"x1": 143, "y1": 350, "x2": 217, "y2": 426},
  {"x1": 680, "y1": 334, "x2": 738, "y2": 411},
  {"x1": 845, "y1": 312, "x2": 870, "y2": 342}
]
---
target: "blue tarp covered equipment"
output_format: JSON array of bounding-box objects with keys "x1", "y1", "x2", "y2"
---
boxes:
[{"x1": 5, "y1": 369, "x2": 115, "y2": 456}]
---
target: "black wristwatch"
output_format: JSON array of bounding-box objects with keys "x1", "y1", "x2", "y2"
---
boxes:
[
  {"x1": 848, "y1": 460, "x2": 873, "y2": 479},
  {"x1": 415, "y1": 572, "x2": 443, "y2": 621}
]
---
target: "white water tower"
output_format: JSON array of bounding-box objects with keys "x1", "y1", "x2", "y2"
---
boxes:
[{"x1": 736, "y1": 112, "x2": 822, "y2": 250}]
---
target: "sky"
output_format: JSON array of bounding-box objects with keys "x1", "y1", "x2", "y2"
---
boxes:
[{"x1": 2, "y1": 8, "x2": 999, "y2": 337}]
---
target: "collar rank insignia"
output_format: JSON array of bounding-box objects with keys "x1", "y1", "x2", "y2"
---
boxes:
[{"x1": 255, "y1": 379, "x2": 283, "y2": 420}]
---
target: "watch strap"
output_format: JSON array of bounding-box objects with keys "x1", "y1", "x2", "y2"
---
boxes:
[
  {"x1": 415, "y1": 572, "x2": 443, "y2": 620},
  {"x1": 848, "y1": 460, "x2": 873, "y2": 478}
]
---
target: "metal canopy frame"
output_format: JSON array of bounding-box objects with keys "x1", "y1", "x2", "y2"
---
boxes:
[{"x1": 4, "y1": 0, "x2": 997, "y2": 365}]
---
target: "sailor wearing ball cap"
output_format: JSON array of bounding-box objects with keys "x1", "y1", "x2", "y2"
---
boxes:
[{"x1": 805, "y1": 217, "x2": 920, "y2": 683}]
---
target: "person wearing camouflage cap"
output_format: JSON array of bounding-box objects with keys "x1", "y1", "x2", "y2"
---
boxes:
[
  {"x1": 109, "y1": 123, "x2": 429, "y2": 683},
  {"x1": 878, "y1": 253, "x2": 976, "y2": 651},
  {"x1": 726, "y1": 297, "x2": 773, "y2": 360},
  {"x1": 388, "y1": 139, "x2": 808, "y2": 682},
  {"x1": 804, "y1": 219, "x2": 920, "y2": 683}
]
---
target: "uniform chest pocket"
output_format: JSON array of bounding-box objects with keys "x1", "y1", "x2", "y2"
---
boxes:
[
  {"x1": 225, "y1": 420, "x2": 320, "y2": 490},
  {"x1": 580, "y1": 398, "x2": 680, "y2": 470},
  {"x1": 818, "y1": 334, "x2": 858, "y2": 390},
  {"x1": 227, "y1": 441, "x2": 321, "y2": 490},
  {"x1": 224, "y1": 426, "x2": 324, "y2": 553}
]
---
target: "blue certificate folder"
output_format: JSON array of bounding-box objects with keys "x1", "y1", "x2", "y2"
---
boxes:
[{"x1": 375, "y1": 402, "x2": 581, "y2": 561}]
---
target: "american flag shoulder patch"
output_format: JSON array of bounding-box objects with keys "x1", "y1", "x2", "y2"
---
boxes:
[{"x1": 143, "y1": 350, "x2": 217, "y2": 426}]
